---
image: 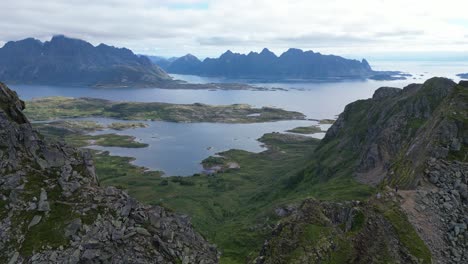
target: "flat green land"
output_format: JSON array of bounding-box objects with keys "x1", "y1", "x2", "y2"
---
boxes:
[
  {"x1": 94, "y1": 132, "x2": 374, "y2": 263},
  {"x1": 25, "y1": 97, "x2": 305, "y2": 123},
  {"x1": 287, "y1": 125, "x2": 323, "y2": 134},
  {"x1": 34, "y1": 121, "x2": 148, "y2": 148},
  {"x1": 107, "y1": 122, "x2": 148, "y2": 130},
  {"x1": 318, "y1": 119, "x2": 335, "y2": 124}
]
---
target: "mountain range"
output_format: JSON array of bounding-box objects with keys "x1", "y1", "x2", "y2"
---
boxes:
[
  {"x1": 0, "y1": 35, "x2": 172, "y2": 87},
  {"x1": 155, "y1": 48, "x2": 404, "y2": 80}
]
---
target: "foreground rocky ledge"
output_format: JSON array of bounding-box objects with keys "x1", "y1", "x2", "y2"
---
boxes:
[{"x1": 0, "y1": 82, "x2": 219, "y2": 263}]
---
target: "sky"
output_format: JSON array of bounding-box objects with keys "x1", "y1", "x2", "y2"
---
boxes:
[{"x1": 2, "y1": 0, "x2": 468, "y2": 59}]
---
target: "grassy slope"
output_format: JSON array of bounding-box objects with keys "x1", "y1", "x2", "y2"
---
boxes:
[{"x1": 95, "y1": 133, "x2": 374, "y2": 263}]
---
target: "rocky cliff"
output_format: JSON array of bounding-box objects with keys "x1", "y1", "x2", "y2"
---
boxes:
[
  {"x1": 298, "y1": 78, "x2": 466, "y2": 189},
  {"x1": 0, "y1": 36, "x2": 172, "y2": 87},
  {"x1": 257, "y1": 78, "x2": 467, "y2": 263},
  {"x1": 0, "y1": 82, "x2": 218, "y2": 263}
]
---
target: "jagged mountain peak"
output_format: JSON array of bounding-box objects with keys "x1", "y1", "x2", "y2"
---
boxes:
[
  {"x1": 181, "y1": 53, "x2": 201, "y2": 61},
  {"x1": 259, "y1": 48, "x2": 276, "y2": 56},
  {"x1": 166, "y1": 47, "x2": 375, "y2": 78},
  {"x1": 305, "y1": 77, "x2": 465, "y2": 188},
  {"x1": 0, "y1": 36, "x2": 172, "y2": 87}
]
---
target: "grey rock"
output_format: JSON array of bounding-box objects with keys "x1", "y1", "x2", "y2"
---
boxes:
[
  {"x1": 65, "y1": 218, "x2": 82, "y2": 237},
  {"x1": 105, "y1": 186, "x2": 117, "y2": 196},
  {"x1": 38, "y1": 200, "x2": 50, "y2": 212},
  {"x1": 38, "y1": 188, "x2": 50, "y2": 212},
  {"x1": 81, "y1": 249, "x2": 101, "y2": 260},
  {"x1": 7, "y1": 252, "x2": 19, "y2": 264},
  {"x1": 429, "y1": 172, "x2": 439, "y2": 184},
  {"x1": 450, "y1": 138, "x2": 461, "y2": 151},
  {"x1": 111, "y1": 230, "x2": 124, "y2": 241},
  {"x1": 28, "y1": 215, "x2": 42, "y2": 229},
  {"x1": 149, "y1": 212, "x2": 161, "y2": 228},
  {"x1": 136, "y1": 227, "x2": 151, "y2": 236}
]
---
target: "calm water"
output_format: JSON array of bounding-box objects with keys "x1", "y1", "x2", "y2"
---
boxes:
[
  {"x1": 11, "y1": 61, "x2": 467, "y2": 119},
  {"x1": 8, "y1": 61, "x2": 467, "y2": 175},
  {"x1": 80, "y1": 118, "x2": 323, "y2": 176}
]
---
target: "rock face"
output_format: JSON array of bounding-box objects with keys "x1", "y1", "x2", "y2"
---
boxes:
[
  {"x1": 0, "y1": 82, "x2": 218, "y2": 263},
  {"x1": 0, "y1": 36, "x2": 172, "y2": 87},
  {"x1": 254, "y1": 198, "x2": 430, "y2": 264},
  {"x1": 260, "y1": 77, "x2": 467, "y2": 263},
  {"x1": 165, "y1": 48, "x2": 380, "y2": 79},
  {"x1": 321, "y1": 77, "x2": 466, "y2": 188}
]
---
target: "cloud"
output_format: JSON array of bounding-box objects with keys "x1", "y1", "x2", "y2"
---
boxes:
[{"x1": 1, "y1": 0, "x2": 468, "y2": 57}]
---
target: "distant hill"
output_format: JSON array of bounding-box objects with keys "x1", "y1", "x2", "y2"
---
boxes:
[
  {"x1": 165, "y1": 48, "x2": 402, "y2": 80},
  {"x1": 145, "y1": 55, "x2": 178, "y2": 70},
  {"x1": 457, "y1": 73, "x2": 468, "y2": 79},
  {"x1": 0, "y1": 35, "x2": 172, "y2": 87},
  {"x1": 166, "y1": 54, "x2": 202, "y2": 73}
]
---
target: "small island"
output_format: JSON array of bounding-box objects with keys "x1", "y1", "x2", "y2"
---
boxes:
[
  {"x1": 107, "y1": 122, "x2": 148, "y2": 130},
  {"x1": 33, "y1": 120, "x2": 148, "y2": 148},
  {"x1": 287, "y1": 125, "x2": 323, "y2": 134}
]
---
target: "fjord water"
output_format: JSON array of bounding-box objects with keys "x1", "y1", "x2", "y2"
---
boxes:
[
  {"x1": 10, "y1": 61, "x2": 468, "y2": 176},
  {"x1": 83, "y1": 118, "x2": 322, "y2": 176}
]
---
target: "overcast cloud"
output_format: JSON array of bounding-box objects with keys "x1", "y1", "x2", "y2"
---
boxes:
[{"x1": 1, "y1": 0, "x2": 468, "y2": 58}]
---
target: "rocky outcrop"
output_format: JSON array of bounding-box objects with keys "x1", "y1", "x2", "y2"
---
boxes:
[
  {"x1": 0, "y1": 82, "x2": 218, "y2": 263},
  {"x1": 411, "y1": 158, "x2": 467, "y2": 263},
  {"x1": 254, "y1": 197, "x2": 430, "y2": 264},
  {"x1": 0, "y1": 36, "x2": 172, "y2": 87},
  {"x1": 261, "y1": 77, "x2": 467, "y2": 263},
  {"x1": 320, "y1": 77, "x2": 466, "y2": 188}
]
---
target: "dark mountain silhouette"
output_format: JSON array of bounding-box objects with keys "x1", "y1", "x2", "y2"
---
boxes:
[
  {"x1": 0, "y1": 35, "x2": 172, "y2": 87},
  {"x1": 145, "y1": 55, "x2": 178, "y2": 70},
  {"x1": 165, "y1": 48, "x2": 395, "y2": 80},
  {"x1": 166, "y1": 54, "x2": 202, "y2": 73}
]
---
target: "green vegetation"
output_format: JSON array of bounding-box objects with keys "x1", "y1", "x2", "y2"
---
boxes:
[
  {"x1": 108, "y1": 122, "x2": 148, "y2": 130},
  {"x1": 33, "y1": 122, "x2": 148, "y2": 148},
  {"x1": 25, "y1": 97, "x2": 305, "y2": 123},
  {"x1": 287, "y1": 125, "x2": 323, "y2": 134},
  {"x1": 318, "y1": 119, "x2": 336, "y2": 124},
  {"x1": 21, "y1": 202, "x2": 73, "y2": 255},
  {"x1": 94, "y1": 133, "x2": 374, "y2": 263},
  {"x1": 12, "y1": 172, "x2": 108, "y2": 257},
  {"x1": 93, "y1": 151, "x2": 163, "y2": 185},
  {"x1": 376, "y1": 202, "x2": 432, "y2": 263},
  {"x1": 201, "y1": 156, "x2": 229, "y2": 169}
]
